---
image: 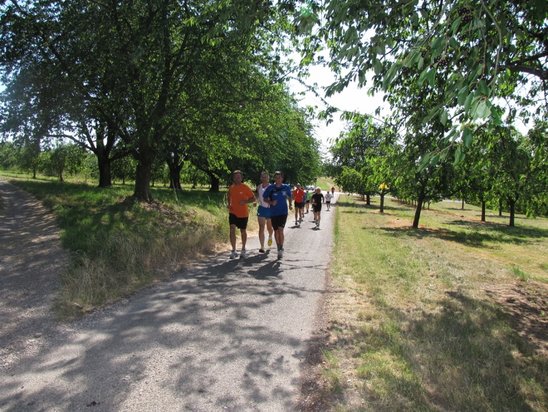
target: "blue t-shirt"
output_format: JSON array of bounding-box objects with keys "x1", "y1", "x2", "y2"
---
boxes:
[{"x1": 263, "y1": 183, "x2": 292, "y2": 216}]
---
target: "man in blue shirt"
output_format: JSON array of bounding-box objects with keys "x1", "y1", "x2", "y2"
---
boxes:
[{"x1": 263, "y1": 171, "x2": 293, "y2": 259}]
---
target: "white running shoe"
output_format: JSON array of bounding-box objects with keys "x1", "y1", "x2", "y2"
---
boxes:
[
  {"x1": 277, "y1": 249, "x2": 283, "y2": 259},
  {"x1": 229, "y1": 250, "x2": 238, "y2": 259},
  {"x1": 240, "y1": 249, "x2": 247, "y2": 259}
]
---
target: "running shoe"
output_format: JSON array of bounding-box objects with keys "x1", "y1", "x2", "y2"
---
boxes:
[
  {"x1": 240, "y1": 249, "x2": 247, "y2": 259},
  {"x1": 229, "y1": 250, "x2": 238, "y2": 259},
  {"x1": 267, "y1": 237, "x2": 273, "y2": 247},
  {"x1": 259, "y1": 248, "x2": 266, "y2": 253},
  {"x1": 277, "y1": 249, "x2": 283, "y2": 259}
]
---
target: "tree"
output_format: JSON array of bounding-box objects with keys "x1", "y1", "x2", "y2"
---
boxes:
[
  {"x1": 1, "y1": 0, "x2": 296, "y2": 201},
  {"x1": 487, "y1": 123, "x2": 546, "y2": 226},
  {"x1": 296, "y1": 0, "x2": 546, "y2": 141}
]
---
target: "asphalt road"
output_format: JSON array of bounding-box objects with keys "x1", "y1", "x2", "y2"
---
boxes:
[{"x1": 0, "y1": 183, "x2": 336, "y2": 412}]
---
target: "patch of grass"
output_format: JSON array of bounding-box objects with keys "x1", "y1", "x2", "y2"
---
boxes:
[
  {"x1": 511, "y1": 266, "x2": 531, "y2": 282},
  {"x1": 316, "y1": 176, "x2": 337, "y2": 191},
  {"x1": 325, "y1": 195, "x2": 548, "y2": 411},
  {"x1": 6, "y1": 176, "x2": 234, "y2": 318}
]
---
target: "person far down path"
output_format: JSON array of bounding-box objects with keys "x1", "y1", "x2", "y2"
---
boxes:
[
  {"x1": 311, "y1": 187, "x2": 324, "y2": 230},
  {"x1": 256, "y1": 171, "x2": 274, "y2": 253},
  {"x1": 292, "y1": 183, "x2": 306, "y2": 226},
  {"x1": 227, "y1": 170, "x2": 256, "y2": 259},
  {"x1": 263, "y1": 171, "x2": 293, "y2": 260}
]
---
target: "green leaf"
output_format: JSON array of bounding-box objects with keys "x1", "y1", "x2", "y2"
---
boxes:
[
  {"x1": 464, "y1": 92, "x2": 474, "y2": 112},
  {"x1": 418, "y1": 55, "x2": 425, "y2": 70},
  {"x1": 373, "y1": 60, "x2": 383, "y2": 75},
  {"x1": 440, "y1": 110, "x2": 448, "y2": 126},
  {"x1": 472, "y1": 98, "x2": 491, "y2": 119},
  {"x1": 382, "y1": 63, "x2": 400, "y2": 90},
  {"x1": 462, "y1": 127, "x2": 473, "y2": 147},
  {"x1": 454, "y1": 145, "x2": 464, "y2": 165},
  {"x1": 457, "y1": 87, "x2": 469, "y2": 105},
  {"x1": 418, "y1": 68, "x2": 430, "y2": 86},
  {"x1": 451, "y1": 17, "x2": 462, "y2": 34}
]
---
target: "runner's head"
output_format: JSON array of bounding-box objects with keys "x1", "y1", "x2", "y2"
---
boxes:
[
  {"x1": 232, "y1": 170, "x2": 243, "y2": 184},
  {"x1": 260, "y1": 171, "x2": 269, "y2": 183},
  {"x1": 273, "y1": 171, "x2": 283, "y2": 183},
  {"x1": 315, "y1": 187, "x2": 321, "y2": 193}
]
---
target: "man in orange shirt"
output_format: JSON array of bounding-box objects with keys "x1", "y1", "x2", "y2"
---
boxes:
[
  {"x1": 227, "y1": 170, "x2": 256, "y2": 259},
  {"x1": 292, "y1": 183, "x2": 306, "y2": 226}
]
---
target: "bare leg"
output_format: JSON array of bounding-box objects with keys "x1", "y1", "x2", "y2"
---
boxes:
[
  {"x1": 230, "y1": 224, "x2": 237, "y2": 251},
  {"x1": 240, "y1": 228, "x2": 247, "y2": 250},
  {"x1": 266, "y1": 218, "x2": 273, "y2": 240},
  {"x1": 275, "y1": 227, "x2": 284, "y2": 248},
  {"x1": 258, "y1": 216, "x2": 266, "y2": 249}
]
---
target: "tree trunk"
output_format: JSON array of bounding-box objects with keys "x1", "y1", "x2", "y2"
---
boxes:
[
  {"x1": 508, "y1": 199, "x2": 515, "y2": 227},
  {"x1": 209, "y1": 174, "x2": 220, "y2": 192},
  {"x1": 499, "y1": 198, "x2": 503, "y2": 216},
  {"x1": 366, "y1": 194, "x2": 371, "y2": 205},
  {"x1": 481, "y1": 200, "x2": 486, "y2": 222},
  {"x1": 167, "y1": 157, "x2": 183, "y2": 190},
  {"x1": 97, "y1": 150, "x2": 112, "y2": 188},
  {"x1": 461, "y1": 198, "x2": 465, "y2": 210},
  {"x1": 380, "y1": 193, "x2": 385, "y2": 213},
  {"x1": 133, "y1": 153, "x2": 154, "y2": 202},
  {"x1": 413, "y1": 191, "x2": 425, "y2": 229}
]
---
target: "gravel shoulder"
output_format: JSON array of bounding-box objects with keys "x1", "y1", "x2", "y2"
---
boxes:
[
  {"x1": 0, "y1": 180, "x2": 336, "y2": 411},
  {"x1": 0, "y1": 179, "x2": 67, "y2": 371}
]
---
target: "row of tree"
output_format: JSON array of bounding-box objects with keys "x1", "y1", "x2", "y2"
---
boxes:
[
  {"x1": 292, "y1": 0, "x2": 546, "y2": 228},
  {"x1": 329, "y1": 114, "x2": 547, "y2": 227},
  {"x1": 1, "y1": 1, "x2": 321, "y2": 199}
]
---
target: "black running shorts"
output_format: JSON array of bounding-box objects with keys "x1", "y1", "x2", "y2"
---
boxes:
[
  {"x1": 229, "y1": 213, "x2": 248, "y2": 229},
  {"x1": 271, "y1": 214, "x2": 288, "y2": 230}
]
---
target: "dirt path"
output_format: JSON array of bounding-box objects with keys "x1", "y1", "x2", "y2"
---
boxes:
[
  {"x1": 0, "y1": 179, "x2": 68, "y2": 371},
  {"x1": 0, "y1": 180, "x2": 337, "y2": 411}
]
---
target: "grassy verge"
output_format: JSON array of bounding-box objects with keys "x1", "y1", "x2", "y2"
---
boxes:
[
  {"x1": 320, "y1": 196, "x2": 547, "y2": 411},
  {"x1": 4, "y1": 174, "x2": 246, "y2": 318}
]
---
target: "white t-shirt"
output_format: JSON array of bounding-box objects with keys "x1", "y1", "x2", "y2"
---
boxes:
[
  {"x1": 257, "y1": 184, "x2": 271, "y2": 208},
  {"x1": 325, "y1": 192, "x2": 333, "y2": 202}
]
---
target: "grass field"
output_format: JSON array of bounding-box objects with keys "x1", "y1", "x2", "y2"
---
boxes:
[{"x1": 316, "y1": 195, "x2": 547, "y2": 411}]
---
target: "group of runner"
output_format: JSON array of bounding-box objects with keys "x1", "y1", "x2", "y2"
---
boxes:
[{"x1": 227, "y1": 169, "x2": 335, "y2": 260}]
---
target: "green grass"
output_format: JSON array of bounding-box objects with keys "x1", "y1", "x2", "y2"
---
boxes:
[
  {"x1": 3, "y1": 173, "x2": 234, "y2": 318},
  {"x1": 324, "y1": 195, "x2": 548, "y2": 411}
]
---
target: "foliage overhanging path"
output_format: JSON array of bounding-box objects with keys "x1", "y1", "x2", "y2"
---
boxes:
[
  {"x1": 0, "y1": 179, "x2": 67, "y2": 370},
  {"x1": 0, "y1": 185, "x2": 338, "y2": 411}
]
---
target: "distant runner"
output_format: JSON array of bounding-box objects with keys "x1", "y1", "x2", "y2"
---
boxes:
[
  {"x1": 325, "y1": 190, "x2": 333, "y2": 211},
  {"x1": 292, "y1": 184, "x2": 306, "y2": 226},
  {"x1": 311, "y1": 187, "x2": 324, "y2": 229}
]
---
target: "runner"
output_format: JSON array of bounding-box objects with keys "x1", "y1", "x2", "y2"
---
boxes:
[
  {"x1": 227, "y1": 170, "x2": 256, "y2": 259},
  {"x1": 292, "y1": 183, "x2": 306, "y2": 226},
  {"x1": 325, "y1": 189, "x2": 333, "y2": 211},
  {"x1": 305, "y1": 187, "x2": 312, "y2": 214},
  {"x1": 263, "y1": 171, "x2": 293, "y2": 259},
  {"x1": 311, "y1": 187, "x2": 324, "y2": 229},
  {"x1": 256, "y1": 171, "x2": 274, "y2": 253}
]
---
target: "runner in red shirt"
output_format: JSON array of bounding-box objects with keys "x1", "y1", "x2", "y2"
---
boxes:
[{"x1": 292, "y1": 183, "x2": 306, "y2": 227}]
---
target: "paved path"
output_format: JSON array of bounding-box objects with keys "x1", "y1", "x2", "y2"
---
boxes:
[{"x1": 0, "y1": 181, "x2": 337, "y2": 411}]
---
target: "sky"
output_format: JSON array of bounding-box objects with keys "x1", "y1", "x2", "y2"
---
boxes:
[{"x1": 288, "y1": 64, "x2": 387, "y2": 158}]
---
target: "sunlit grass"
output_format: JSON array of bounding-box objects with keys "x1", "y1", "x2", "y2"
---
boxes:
[
  {"x1": 3, "y1": 174, "x2": 233, "y2": 318},
  {"x1": 326, "y1": 195, "x2": 547, "y2": 411}
]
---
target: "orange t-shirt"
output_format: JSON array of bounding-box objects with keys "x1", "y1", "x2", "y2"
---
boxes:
[
  {"x1": 228, "y1": 183, "x2": 254, "y2": 218},
  {"x1": 293, "y1": 188, "x2": 305, "y2": 203}
]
